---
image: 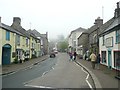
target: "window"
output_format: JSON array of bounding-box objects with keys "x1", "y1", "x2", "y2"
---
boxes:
[
  {"x1": 101, "y1": 51, "x2": 106, "y2": 63},
  {"x1": 116, "y1": 30, "x2": 120, "y2": 43},
  {"x1": 32, "y1": 43, "x2": 34, "y2": 48},
  {"x1": 26, "y1": 38, "x2": 29, "y2": 47},
  {"x1": 16, "y1": 35, "x2": 20, "y2": 46},
  {"x1": 103, "y1": 35, "x2": 105, "y2": 45},
  {"x1": 114, "y1": 51, "x2": 120, "y2": 68},
  {"x1": 73, "y1": 41, "x2": 76, "y2": 47},
  {"x1": 6, "y1": 31, "x2": 10, "y2": 41}
]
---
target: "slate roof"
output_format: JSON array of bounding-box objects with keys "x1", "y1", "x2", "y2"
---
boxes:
[
  {"x1": 30, "y1": 29, "x2": 47, "y2": 39},
  {"x1": 11, "y1": 24, "x2": 30, "y2": 38},
  {"x1": 72, "y1": 27, "x2": 87, "y2": 32},
  {"x1": 87, "y1": 24, "x2": 98, "y2": 34},
  {"x1": 99, "y1": 17, "x2": 115, "y2": 35},
  {"x1": 27, "y1": 29, "x2": 39, "y2": 39},
  {"x1": 82, "y1": 29, "x2": 89, "y2": 34},
  {"x1": 31, "y1": 29, "x2": 41, "y2": 37},
  {"x1": 99, "y1": 17, "x2": 117, "y2": 36},
  {"x1": 0, "y1": 23, "x2": 23, "y2": 36},
  {"x1": 69, "y1": 27, "x2": 87, "y2": 37},
  {"x1": 77, "y1": 29, "x2": 89, "y2": 39}
]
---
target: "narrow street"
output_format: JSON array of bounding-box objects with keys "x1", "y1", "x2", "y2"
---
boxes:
[
  {"x1": 2, "y1": 56, "x2": 58, "y2": 88},
  {"x1": 2, "y1": 53, "x2": 94, "y2": 89}
]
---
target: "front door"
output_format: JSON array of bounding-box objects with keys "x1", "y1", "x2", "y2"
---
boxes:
[
  {"x1": 108, "y1": 51, "x2": 112, "y2": 69},
  {"x1": 2, "y1": 44, "x2": 11, "y2": 65}
]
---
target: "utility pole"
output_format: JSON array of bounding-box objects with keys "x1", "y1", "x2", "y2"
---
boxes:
[
  {"x1": 102, "y1": 6, "x2": 104, "y2": 20},
  {"x1": 29, "y1": 22, "x2": 32, "y2": 29}
]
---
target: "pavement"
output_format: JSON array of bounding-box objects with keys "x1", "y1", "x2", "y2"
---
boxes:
[
  {"x1": 1, "y1": 54, "x2": 120, "y2": 89},
  {"x1": 1, "y1": 55, "x2": 49, "y2": 75},
  {"x1": 76, "y1": 59, "x2": 120, "y2": 89}
]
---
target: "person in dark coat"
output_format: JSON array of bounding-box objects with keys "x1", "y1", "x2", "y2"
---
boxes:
[
  {"x1": 69, "y1": 52, "x2": 73, "y2": 61},
  {"x1": 73, "y1": 51, "x2": 77, "y2": 60},
  {"x1": 96, "y1": 54, "x2": 101, "y2": 69}
]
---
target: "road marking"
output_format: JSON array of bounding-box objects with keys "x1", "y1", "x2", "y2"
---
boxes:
[
  {"x1": 2, "y1": 71, "x2": 16, "y2": 77},
  {"x1": 74, "y1": 62, "x2": 93, "y2": 90},
  {"x1": 81, "y1": 67, "x2": 93, "y2": 89},
  {"x1": 24, "y1": 59, "x2": 57, "y2": 86},
  {"x1": 25, "y1": 84, "x2": 52, "y2": 88}
]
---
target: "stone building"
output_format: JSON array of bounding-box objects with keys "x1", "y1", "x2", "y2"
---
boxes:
[
  {"x1": 88, "y1": 17, "x2": 103, "y2": 55},
  {"x1": 77, "y1": 30, "x2": 89, "y2": 58}
]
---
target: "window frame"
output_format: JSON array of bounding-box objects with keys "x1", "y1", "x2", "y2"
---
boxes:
[{"x1": 6, "y1": 31, "x2": 10, "y2": 41}]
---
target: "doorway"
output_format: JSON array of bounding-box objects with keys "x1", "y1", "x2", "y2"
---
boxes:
[{"x1": 2, "y1": 44, "x2": 11, "y2": 65}]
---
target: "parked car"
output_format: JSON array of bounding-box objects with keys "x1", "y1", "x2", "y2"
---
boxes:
[
  {"x1": 50, "y1": 52, "x2": 56, "y2": 58},
  {"x1": 54, "y1": 50, "x2": 58, "y2": 54}
]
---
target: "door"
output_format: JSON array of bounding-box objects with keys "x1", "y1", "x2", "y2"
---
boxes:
[
  {"x1": 108, "y1": 51, "x2": 112, "y2": 69},
  {"x1": 2, "y1": 44, "x2": 11, "y2": 65}
]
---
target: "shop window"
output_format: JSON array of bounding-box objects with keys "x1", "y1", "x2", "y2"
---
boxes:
[
  {"x1": 114, "y1": 51, "x2": 120, "y2": 68},
  {"x1": 101, "y1": 51, "x2": 106, "y2": 63}
]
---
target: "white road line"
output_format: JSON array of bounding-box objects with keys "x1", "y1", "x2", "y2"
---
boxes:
[
  {"x1": 2, "y1": 72, "x2": 15, "y2": 77},
  {"x1": 23, "y1": 79, "x2": 34, "y2": 85},
  {"x1": 74, "y1": 62, "x2": 93, "y2": 90},
  {"x1": 25, "y1": 84, "x2": 52, "y2": 88},
  {"x1": 42, "y1": 71, "x2": 49, "y2": 77},
  {"x1": 24, "y1": 64, "x2": 56, "y2": 85}
]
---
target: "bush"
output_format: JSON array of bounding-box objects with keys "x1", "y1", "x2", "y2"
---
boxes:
[{"x1": 14, "y1": 58, "x2": 18, "y2": 64}]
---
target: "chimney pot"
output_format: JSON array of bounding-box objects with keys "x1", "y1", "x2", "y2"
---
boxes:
[
  {"x1": 117, "y1": 2, "x2": 120, "y2": 9},
  {"x1": 114, "y1": 2, "x2": 120, "y2": 18},
  {"x1": 94, "y1": 17, "x2": 103, "y2": 26}
]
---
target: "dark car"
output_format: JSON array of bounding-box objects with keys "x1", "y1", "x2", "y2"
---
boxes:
[{"x1": 50, "y1": 52, "x2": 56, "y2": 58}]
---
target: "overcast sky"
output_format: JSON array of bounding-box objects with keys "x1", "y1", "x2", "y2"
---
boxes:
[{"x1": 0, "y1": 0, "x2": 119, "y2": 40}]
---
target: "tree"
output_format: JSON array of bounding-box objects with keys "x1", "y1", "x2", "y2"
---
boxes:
[{"x1": 58, "y1": 40, "x2": 68, "y2": 52}]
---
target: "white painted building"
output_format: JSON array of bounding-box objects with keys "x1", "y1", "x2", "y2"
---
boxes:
[
  {"x1": 99, "y1": 3, "x2": 120, "y2": 69},
  {"x1": 68, "y1": 27, "x2": 87, "y2": 54}
]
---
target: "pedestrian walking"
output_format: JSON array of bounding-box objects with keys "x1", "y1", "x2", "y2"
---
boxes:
[
  {"x1": 21, "y1": 53, "x2": 25, "y2": 63},
  {"x1": 73, "y1": 51, "x2": 77, "y2": 61},
  {"x1": 69, "y1": 52, "x2": 73, "y2": 61},
  {"x1": 90, "y1": 52, "x2": 96, "y2": 69},
  {"x1": 96, "y1": 54, "x2": 101, "y2": 69}
]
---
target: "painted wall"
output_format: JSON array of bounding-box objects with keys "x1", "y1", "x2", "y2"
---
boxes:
[
  {"x1": 29, "y1": 36, "x2": 37, "y2": 58},
  {"x1": 99, "y1": 31, "x2": 120, "y2": 69},
  {"x1": 1, "y1": 29, "x2": 16, "y2": 63},
  {"x1": 36, "y1": 43, "x2": 41, "y2": 57},
  {"x1": 68, "y1": 31, "x2": 83, "y2": 53}
]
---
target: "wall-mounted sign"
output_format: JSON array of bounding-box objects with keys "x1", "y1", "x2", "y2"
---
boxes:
[{"x1": 105, "y1": 37, "x2": 113, "y2": 47}]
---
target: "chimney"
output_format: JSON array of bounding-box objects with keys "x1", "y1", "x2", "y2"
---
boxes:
[
  {"x1": 12, "y1": 17, "x2": 21, "y2": 26},
  {"x1": 94, "y1": 17, "x2": 103, "y2": 27},
  {"x1": 114, "y1": 2, "x2": 120, "y2": 18}
]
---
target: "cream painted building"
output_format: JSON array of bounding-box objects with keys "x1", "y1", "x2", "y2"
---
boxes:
[{"x1": 0, "y1": 22, "x2": 23, "y2": 65}]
